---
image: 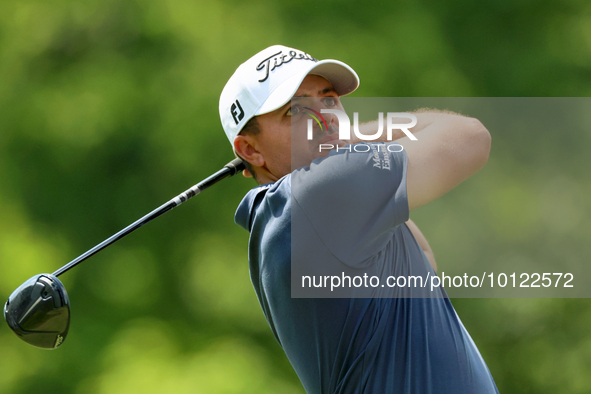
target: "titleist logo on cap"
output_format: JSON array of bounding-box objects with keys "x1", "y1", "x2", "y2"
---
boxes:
[{"x1": 256, "y1": 50, "x2": 318, "y2": 83}]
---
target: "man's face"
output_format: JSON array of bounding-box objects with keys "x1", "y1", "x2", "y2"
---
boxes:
[{"x1": 253, "y1": 74, "x2": 345, "y2": 179}]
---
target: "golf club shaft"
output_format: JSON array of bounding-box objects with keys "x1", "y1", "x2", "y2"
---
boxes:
[{"x1": 52, "y1": 158, "x2": 245, "y2": 277}]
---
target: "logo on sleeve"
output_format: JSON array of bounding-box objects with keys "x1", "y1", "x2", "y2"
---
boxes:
[
  {"x1": 370, "y1": 143, "x2": 391, "y2": 170},
  {"x1": 231, "y1": 100, "x2": 245, "y2": 125}
]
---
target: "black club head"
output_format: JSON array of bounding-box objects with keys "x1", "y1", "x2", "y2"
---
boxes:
[{"x1": 4, "y1": 274, "x2": 70, "y2": 349}]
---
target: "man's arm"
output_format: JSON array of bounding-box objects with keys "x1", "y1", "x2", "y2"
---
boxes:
[
  {"x1": 352, "y1": 108, "x2": 459, "y2": 142},
  {"x1": 353, "y1": 109, "x2": 491, "y2": 211},
  {"x1": 400, "y1": 111, "x2": 490, "y2": 211},
  {"x1": 405, "y1": 219, "x2": 437, "y2": 273}
]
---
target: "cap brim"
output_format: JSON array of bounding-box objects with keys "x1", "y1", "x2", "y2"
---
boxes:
[{"x1": 255, "y1": 59, "x2": 359, "y2": 116}]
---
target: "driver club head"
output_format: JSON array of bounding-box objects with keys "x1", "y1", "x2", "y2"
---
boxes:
[{"x1": 4, "y1": 274, "x2": 70, "y2": 349}]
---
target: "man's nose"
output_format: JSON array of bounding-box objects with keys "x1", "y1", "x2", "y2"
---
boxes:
[{"x1": 309, "y1": 99, "x2": 338, "y2": 128}]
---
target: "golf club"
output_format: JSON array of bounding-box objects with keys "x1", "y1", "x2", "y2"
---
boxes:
[{"x1": 4, "y1": 158, "x2": 245, "y2": 349}]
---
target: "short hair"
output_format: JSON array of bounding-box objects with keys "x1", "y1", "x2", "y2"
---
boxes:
[
  {"x1": 240, "y1": 116, "x2": 261, "y2": 136},
  {"x1": 236, "y1": 117, "x2": 260, "y2": 182}
]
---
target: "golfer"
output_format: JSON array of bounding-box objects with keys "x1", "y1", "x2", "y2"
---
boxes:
[{"x1": 219, "y1": 45, "x2": 498, "y2": 393}]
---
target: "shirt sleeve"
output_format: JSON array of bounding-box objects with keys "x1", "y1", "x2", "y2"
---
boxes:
[{"x1": 291, "y1": 142, "x2": 409, "y2": 268}]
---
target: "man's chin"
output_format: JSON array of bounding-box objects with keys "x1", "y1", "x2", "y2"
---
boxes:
[{"x1": 324, "y1": 138, "x2": 346, "y2": 147}]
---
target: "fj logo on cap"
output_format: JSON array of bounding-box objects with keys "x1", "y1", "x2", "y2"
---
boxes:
[
  {"x1": 230, "y1": 100, "x2": 244, "y2": 125},
  {"x1": 256, "y1": 50, "x2": 318, "y2": 83}
]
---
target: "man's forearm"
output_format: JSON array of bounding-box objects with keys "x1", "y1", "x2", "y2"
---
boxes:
[{"x1": 350, "y1": 108, "x2": 468, "y2": 144}]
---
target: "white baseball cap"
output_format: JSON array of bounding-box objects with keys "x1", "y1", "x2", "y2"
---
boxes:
[{"x1": 219, "y1": 45, "x2": 359, "y2": 146}]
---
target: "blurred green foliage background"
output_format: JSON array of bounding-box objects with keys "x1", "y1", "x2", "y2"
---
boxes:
[{"x1": 1, "y1": 0, "x2": 590, "y2": 393}]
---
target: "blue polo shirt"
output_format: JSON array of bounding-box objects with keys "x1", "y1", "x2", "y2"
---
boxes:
[{"x1": 235, "y1": 143, "x2": 498, "y2": 394}]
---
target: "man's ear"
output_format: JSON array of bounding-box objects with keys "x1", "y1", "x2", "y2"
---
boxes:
[{"x1": 234, "y1": 135, "x2": 264, "y2": 168}]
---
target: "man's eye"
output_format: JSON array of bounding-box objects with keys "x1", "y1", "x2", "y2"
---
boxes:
[
  {"x1": 287, "y1": 106, "x2": 301, "y2": 116},
  {"x1": 322, "y1": 97, "x2": 337, "y2": 107}
]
